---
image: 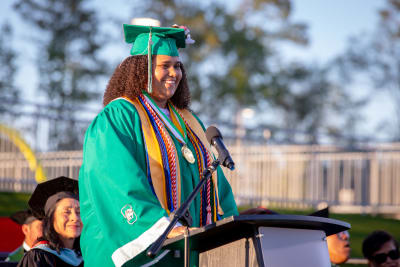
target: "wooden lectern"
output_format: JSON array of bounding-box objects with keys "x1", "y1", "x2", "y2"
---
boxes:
[{"x1": 163, "y1": 214, "x2": 350, "y2": 267}]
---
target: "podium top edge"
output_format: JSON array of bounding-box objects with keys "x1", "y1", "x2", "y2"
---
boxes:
[
  {"x1": 163, "y1": 214, "x2": 350, "y2": 251},
  {"x1": 199, "y1": 214, "x2": 350, "y2": 237},
  {"x1": 228, "y1": 214, "x2": 351, "y2": 230}
]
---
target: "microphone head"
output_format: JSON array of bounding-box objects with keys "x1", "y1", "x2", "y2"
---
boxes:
[{"x1": 206, "y1": 126, "x2": 222, "y2": 144}]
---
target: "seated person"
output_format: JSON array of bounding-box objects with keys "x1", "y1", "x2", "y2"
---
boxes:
[
  {"x1": 5, "y1": 210, "x2": 42, "y2": 262},
  {"x1": 17, "y1": 176, "x2": 83, "y2": 267},
  {"x1": 327, "y1": 230, "x2": 351, "y2": 266},
  {"x1": 362, "y1": 230, "x2": 399, "y2": 267},
  {"x1": 310, "y1": 207, "x2": 351, "y2": 265}
]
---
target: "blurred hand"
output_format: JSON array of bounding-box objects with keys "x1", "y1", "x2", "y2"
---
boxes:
[
  {"x1": 171, "y1": 24, "x2": 187, "y2": 31},
  {"x1": 167, "y1": 226, "x2": 198, "y2": 238},
  {"x1": 171, "y1": 24, "x2": 195, "y2": 44}
]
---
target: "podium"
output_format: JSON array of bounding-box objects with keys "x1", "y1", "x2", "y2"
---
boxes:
[{"x1": 163, "y1": 214, "x2": 350, "y2": 267}]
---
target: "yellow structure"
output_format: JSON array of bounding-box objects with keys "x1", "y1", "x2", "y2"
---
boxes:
[{"x1": 0, "y1": 124, "x2": 46, "y2": 182}]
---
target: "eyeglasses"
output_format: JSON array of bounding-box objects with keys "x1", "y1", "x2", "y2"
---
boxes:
[
  {"x1": 337, "y1": 230, "x2": 350, "y2": 240},
  {"x1": 372, "y1": 249, "x2": 400, "y2": 264}
]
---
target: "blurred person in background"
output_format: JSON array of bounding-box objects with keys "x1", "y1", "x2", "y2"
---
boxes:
[
  {"x1": 327, "y1": 230, "x2": 351, "y2": 266},
  {"x1": 18, "y1": 176, "x2": 83, "y2": 267},
  {"x1": 310, "y1": 207, "x2": 351, "y2": 266},
  {"x1": 5, "y1": 210, "x2": 42, "y2": 262},
  {"x1": 362, "y1": 230, "x2": 400, "y2": 267}
]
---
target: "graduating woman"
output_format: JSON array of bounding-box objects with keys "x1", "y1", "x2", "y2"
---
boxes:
[
  {"x1": 18, "y1": 176, "x2": 83, "y2": 267},
  {"x1": 79, "y1": 24, "x2": 238, "y2": 266}
]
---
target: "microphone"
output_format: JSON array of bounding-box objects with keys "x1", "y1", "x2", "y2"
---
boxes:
[{"x1": 206, "y1": 126, "x2": 235, "y2": 170}]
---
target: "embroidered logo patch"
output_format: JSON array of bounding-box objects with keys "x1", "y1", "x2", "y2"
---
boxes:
[{"x1": 121, "y1": 204, "x2": 137, "y2": 225}]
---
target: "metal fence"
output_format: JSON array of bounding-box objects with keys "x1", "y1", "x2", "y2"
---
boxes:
[
  {"x1": 1, "y1": 144, "x2": 400, "y2": 214},
  {"x1": 225, "y1": 143, "x2": 400, "y2": 213},
  {"x1": 0, "y1": 151, "x2": 82, "y2": 193}
]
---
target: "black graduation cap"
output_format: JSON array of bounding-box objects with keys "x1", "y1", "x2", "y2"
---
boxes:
[
  {"x1": 28, "y1": 176, "x2": 78, "y2": 219},
  {"x1": 10, "y1": 209, "x2": 37, "y2": 225},
  {"x1": 309, "y1": 207, "x2": 330, "y2": 218}
]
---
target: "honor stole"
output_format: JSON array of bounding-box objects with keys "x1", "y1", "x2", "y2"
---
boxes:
[{"x1": 122, "y1": 95, "x2": 222, "y2": 226}]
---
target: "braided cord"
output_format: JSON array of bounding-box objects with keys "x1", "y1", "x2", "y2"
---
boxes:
[
  {"x1": 173, "y1": 106, "x2": 215, "y2": 226},
  {"x1": 139, "y1": 95, "x2": 178, "y2": 211}
]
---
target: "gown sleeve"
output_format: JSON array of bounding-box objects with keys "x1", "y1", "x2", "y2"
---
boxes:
[
  {"x1": 217, "y1": 167, "x2": 239, "y2": 218},
  {"x1": 17, "y1": 249, "x2": 55, "y2": 267},
  {"x1": 79, "y1": 100, "x2": 171, "y2": 267}
]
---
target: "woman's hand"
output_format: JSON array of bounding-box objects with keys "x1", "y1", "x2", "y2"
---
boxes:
[
  {"x1": 171, "y1": 24, "x2": 195, "y2": 44},
  {"x1": 167, "y1": 226, "x2": 198, "y2": 238}
]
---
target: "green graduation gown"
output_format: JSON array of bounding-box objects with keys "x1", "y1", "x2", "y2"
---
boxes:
[{"x1": 79, "y1": 98, "x2": 238, "y2": 267}]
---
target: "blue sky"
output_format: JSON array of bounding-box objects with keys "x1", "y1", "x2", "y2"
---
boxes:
[
  {"x1": 1, "y1": 0, "x2": 384, "y2": 80},
  {"x1": 286, "y1": 0, "x2": 383, "y2": 62},
  {"x1": 0, "y1": 0, "x2": 393, "y2": 145},
  {"x1": 283, "y1": 0, "x2": 392, "y2": 141}
]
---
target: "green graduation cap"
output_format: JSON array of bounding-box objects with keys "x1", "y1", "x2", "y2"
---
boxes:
[
  {"x1": 124, "y1": 24, "x2": 186, "y2": 56},
  {"x1": 123, "y1": 24, "x2": 186, "y2": 93}
]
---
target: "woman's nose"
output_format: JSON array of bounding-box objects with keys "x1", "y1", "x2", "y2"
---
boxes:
[
  {"x1": 70, "y1": 210, "x2": 80, "y2": 221},
  {"x1": 168, "y1": 66, "x2": 176, "y2": 77}
]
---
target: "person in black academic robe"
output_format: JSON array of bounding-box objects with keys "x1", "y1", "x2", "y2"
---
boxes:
[
  {"x1": 17, "y1": 177, "x2": 83, "y2": 267},
  {"x1": 5, "y1": 210, "x2": 42, "y2": 263}
]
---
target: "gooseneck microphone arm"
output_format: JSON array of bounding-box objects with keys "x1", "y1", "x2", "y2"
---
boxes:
[
  {"x1": 146, "y1": 159, "x2": 220, "y2": 259},
  {"x1": 206, "y1": 126, "x2": 235, "y2": 170},
  {"x1": 147, "y1": 126, "x2": 235, "y2": 259}
]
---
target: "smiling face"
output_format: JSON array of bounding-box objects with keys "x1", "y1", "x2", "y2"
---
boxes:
[
  {"x1": 151, "y1": 54, "x2": 182, "y2": 108},
  {"x1": 53, "y1": 198, "x2": 82, "y2": 244}
]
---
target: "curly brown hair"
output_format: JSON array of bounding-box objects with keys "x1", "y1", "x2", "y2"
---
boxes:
[{"x1": 103, "y1": 55, "x2": 191, "y2": 109}]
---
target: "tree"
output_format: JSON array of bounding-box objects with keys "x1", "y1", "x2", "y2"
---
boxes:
[
  {"x1": 271, "y1": 62, "x2": 366, "y2": 144},
  {"x1": 131, "y1": 1, "x2": 307, "y2": 108},
  {"x1": 14, "y1": 0, "x2": 108, "y2": 150},
  {"x1": 131, "y1": 1, "x2": 328, "y2": 137},
  {"x1": 335, "y1": 0, "x2": 400, "y2": 140},
  {"x1": 0, "y1": 23, "x2": 19, "y2": 120},
  {"x1": 129, "y1": 0, "x2": 363, "y2": 144}
]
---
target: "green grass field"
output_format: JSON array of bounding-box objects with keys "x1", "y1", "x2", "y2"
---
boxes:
[
  {"x1": 0, "y1": 192, "x2": 31, "y2": 216},
  {"x1": 2, "y1": 193, "x2": 399, "y2": 266}
]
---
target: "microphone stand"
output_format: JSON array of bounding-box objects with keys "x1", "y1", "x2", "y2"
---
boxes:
[{"x1": 146, "y1": 159, "x2": 220, "y2": 261}]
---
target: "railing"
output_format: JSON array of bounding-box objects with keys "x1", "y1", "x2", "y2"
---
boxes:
[
  {"x1": 0, "y1": 151, "x2": 82, "y2": 193},
  {"x1": 224, "y1": 143, "x2": 400, "y2": 213},
  {"x1": 1, "y1": 144, "x2": 400, "y2": 214}
]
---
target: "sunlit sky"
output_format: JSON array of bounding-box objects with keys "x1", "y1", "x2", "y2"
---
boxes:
[
  {"x1": 283, "y1": 0, "x2": 392, "y2": 141},
  {"x1": 0, "y1": 0, "x2": 394, "y2": 145},
  {"x1": 285, "y1": 0, "x2": 383, "y2": 62}
]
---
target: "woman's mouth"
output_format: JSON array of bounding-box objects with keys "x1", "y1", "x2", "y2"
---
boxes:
[
  {"x1": 164, "y1": 80, "x2": 176, "y2": 85},
  {"x1": 67, "y1": 224, "x2": 81, "y2": 229}
]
